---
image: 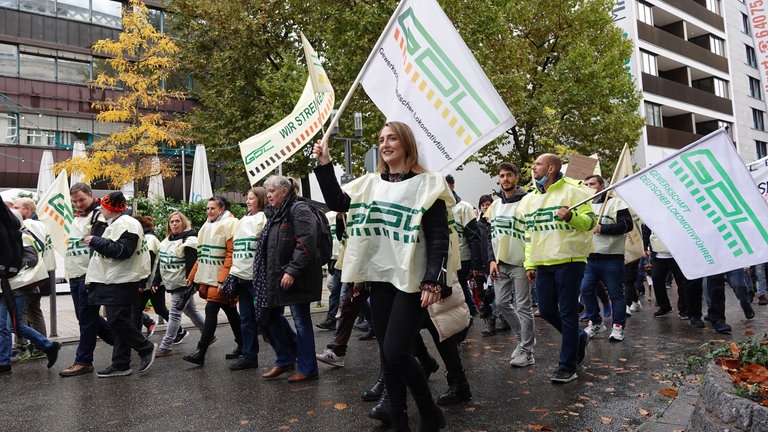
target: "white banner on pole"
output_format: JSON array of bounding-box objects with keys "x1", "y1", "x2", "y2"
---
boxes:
[
  {"x1": 37, "y1": 170, "x2": 74, "y2": 257},
  {"x1": 748, "y1": 155, "x2": 768, "y2": 201},
  {"x1": 613, "y1": 129, "x2": 768, "y2": 279},
  {"x1": 359, "y1": 0, "x2": 515, "y2": 173}
]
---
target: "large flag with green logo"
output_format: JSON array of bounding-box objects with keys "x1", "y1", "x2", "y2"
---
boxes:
[
  {"x1": 613, "y1": 129, "x2": 768, "y2": 279},
  {"x1": 37, "y1": 169, "x2": 73, "y2": 256},
  {"x1": 359, "y1": 0, "x2": 515, "y2": 173}
]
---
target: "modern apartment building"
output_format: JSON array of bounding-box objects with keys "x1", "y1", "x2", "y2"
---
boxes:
[
  {"x1": 613, "y1": 0, "x2": 768, "y2": 168},
  {"x1": 0, "y1": 0, "x2": 195, "y2": 197}
]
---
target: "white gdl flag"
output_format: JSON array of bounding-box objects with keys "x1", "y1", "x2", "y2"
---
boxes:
[
  {"x1": 360, "y1": 0, "x2": 515, "y2": 173},
  {"x1": 613, "y1": 128, "x2": 768, "y2": 279},
  {"x1": 37, "y1": 169, "x2": 74, "y2": 256},
  {"x1": 239, "y1": 35, "x2": 335, "y2": 186}
]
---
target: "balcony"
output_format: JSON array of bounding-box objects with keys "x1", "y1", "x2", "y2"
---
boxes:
[
  {"x1": 637, "y1": 22, "x2": 728, "y2": 73},
  {"x1": 645, "y1": 124, "x2": 702, "y2": 150},
  {"x1": 665, "y1": 0, "x2": 724, "y2": 31},
  {"x1": 641, "y1": 73, "x2": 732, "y2": 115}
]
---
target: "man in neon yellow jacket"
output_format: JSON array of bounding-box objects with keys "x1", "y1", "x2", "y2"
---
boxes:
[{"x1": 519, "y1": 154, "x2": 596, "y2": 383}]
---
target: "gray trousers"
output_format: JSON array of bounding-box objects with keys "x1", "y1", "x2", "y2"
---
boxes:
[
  {"x1": 494, "y1": 262, "x2": 535, "y2": 354},
  {"x1": 159, "y1": 290, "x2": 205, "y2": 351}
]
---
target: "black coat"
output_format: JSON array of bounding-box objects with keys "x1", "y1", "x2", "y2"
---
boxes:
[{"x1": 265, "y1": 193, "x2": 323, "y2": 307}]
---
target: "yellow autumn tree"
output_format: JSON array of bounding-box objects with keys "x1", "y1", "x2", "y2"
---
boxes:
[{"x1": 56, "y1": 0, "x2": 190, "y2": 199}]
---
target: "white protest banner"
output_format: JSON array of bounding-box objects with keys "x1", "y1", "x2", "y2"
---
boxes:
[
  {"x1": 748, "y1": 155, "x2": 768, "y2": 201},
  {"x1": 613, "y1": 129, "x2": 768, "y2": 279},
  {"x1": 359, "y1": 0, "x2": 515, "y2": 173},
  {"x1": 239, "y1": 36, "x2": 335, "y2": 186},
  {"x1": 37, "y1": 169, "x2": 74, "y2": 256}
]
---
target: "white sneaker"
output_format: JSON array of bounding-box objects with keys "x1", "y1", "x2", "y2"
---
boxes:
[
  {"x1": 630, "y1": 301, "x2": 643, "y2": 312},
  {"x1": 510, "y1": 344, "x2": 522, "y2": 360},
  {"x1": 584, "y1": 320, "x2": 607, "y2": 338},
  {"x1": 608, "y1": 324, "x2": 624, "y2": 342},
  {"x1": 315, "y1": 349, "x2": 345, "y2": 368},
  {"x1": 625, "y1": 306, "x2": 632, "y2": 317},
  {"x1": 509, "y1": 350, "x2": 535, "y2": 367}
]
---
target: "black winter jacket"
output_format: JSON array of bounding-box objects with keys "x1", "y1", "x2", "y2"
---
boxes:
[{"x1": 265, "y1": 192, "x2": 323, "y2": 307}]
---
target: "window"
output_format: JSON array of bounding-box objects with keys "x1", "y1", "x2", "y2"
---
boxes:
[
  {"x1": 19, "y1": 0, "x2": 55, "y2": 16},
  {"x1": 19, "y1": 54, "x2": 54, "y2": 81},
  {"x1": 706, "y1": 0, "x2": 721, "y2": 15},
  {"x1": 750, "y1": 77, "x2": 763, "y2": 100},
  {"x1": 0, "y1": 113, "x2": 18, "y2": 144},
  {"x1": 747, "y1": 45, "x2": 758, "y2": 68},
  {"x1": 25, "y1": 129, "x2": 55, "y2": 146},
  {"x1": 638, "y1": 2, "x2": 653, "y2": 25},
  {"x1": 0, "y1": 43, "x2": 18, "y2": 77},
  {"x1": 0, "y1": 1, "x2": 19, "y2": 8},
  {"x1": 753, "y1": 108, "x2": 765, "y2": 131},
  {"x1": 57, "y1": 0, "x2": 90, "y2": 22},
  {"x1": 92, "y1": 1, "x2": 122, "y2": 29},
  {"x1": 641, "y1": 50, "x2": 658, "y2": 76},
  {"x1": 757, "y1": 141, "x2": 768, "y2": 159},
  {"x1": 710, "y1": 36, "x2": 724, "y2": 56},
  {"x1": 57, "y1": 59, "x2": 90, "y2": 84},
  {"x1": 645, "y1": 102, "x2": 662, "y2": 127},
  {"x1": 713, "y1": 78, "x2": 728, "y2": 98},
  {"x1": 743, "y1": 13, "x2": 752, "y2": 35}
]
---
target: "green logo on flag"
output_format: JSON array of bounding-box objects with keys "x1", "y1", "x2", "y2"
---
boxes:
[{"x1": 670, "y1": 150, "x2": 768, "y2": 256}]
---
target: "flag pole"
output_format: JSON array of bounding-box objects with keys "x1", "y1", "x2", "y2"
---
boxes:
[
  {"x1": 319, "y1": 0, "x2": 410, "y2": 145},
  {"x1": 596, "y1": 144, "x2": 630, "y2": 219}
]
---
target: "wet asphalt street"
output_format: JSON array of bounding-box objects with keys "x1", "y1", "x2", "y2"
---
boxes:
[{"x1": 1, "y1": 286, "x2": 762, "y2": 432}]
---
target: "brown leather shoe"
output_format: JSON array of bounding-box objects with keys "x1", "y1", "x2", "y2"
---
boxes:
[
  {"x1": 155, "y1": 349, "x2": 173, "y2": 358},
  {"x1": 262, "y1": 364, "x2": 295, "y2": 378},
  {"x1": 287, "y1": 372, "x2": 319, "y2": 383}
]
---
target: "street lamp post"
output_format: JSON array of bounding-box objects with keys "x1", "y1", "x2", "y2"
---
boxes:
[{"x1": 331, "y1": 111, "x2": 365, "y2": 185}]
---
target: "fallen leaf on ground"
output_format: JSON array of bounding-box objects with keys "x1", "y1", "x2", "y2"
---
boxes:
[
  {"x1": 637, "y1": 407, "x2": 651, "y2": 417},
  {"x1": 601, "y1": 417, "x2": 613, "y2": 424},
  {"x1": 288, "y1": 418, "x2": 299, "y2": 423},
  {"x1": 240, "y1": 420, "x2": 249, "y2": 425},
  {"x1": 659, "y1": 388, "x2": 678, "y2": 398},
  {"x1": 528, "y1": 425, "x2": 554, "y2": 431},
  {"x1": 333, "y1": 403, "x2": 348, "y2": 410}
]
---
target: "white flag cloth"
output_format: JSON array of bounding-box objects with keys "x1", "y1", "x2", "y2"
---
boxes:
[
  {"x1": 70, "y1": 141, "x2": 86, "y2": 187},
  {"x1": 748, "y1": 155, "x2": 768, "y2": 201},
  {"x1": 613, "y1": 128, "x2": 768, "y2": 279},
  {"x1": 37, "y1": 169, "x2": 74, "y2": 256},
  {"x1": 36, "y1": 150, "x2": 55, "y2": 198},
  {"x1": 239, "y1": 36, "x2": 335, "y2": 186},
  {"x1": 190, "y1": 144, "x2": 213, "y2": 203},
  {"x1": 359, "y1": 0, "x2": 515, "y2": 173},
  {"x1": 147, "y1": 156, "x2": 165, "y2": 201}
]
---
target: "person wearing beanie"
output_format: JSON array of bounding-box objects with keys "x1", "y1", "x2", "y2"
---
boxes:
[{"x1": 85, "y1": 191, "x2": 156, "y2": 377}]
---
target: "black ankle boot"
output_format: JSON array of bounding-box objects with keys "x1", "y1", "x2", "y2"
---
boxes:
[
  {"x1": 436, "y1": 370, "x2": 472, "y2": 406},
  {"x1": 416, "y1": 396, "x2": 446, "y2": 432},
  {"x1": 368, "y1": 389, "x2": 391, "y2": 423},
  {"x1": 225, "y1": 345, "x2": 243, "y2": 359},
  {"x1": 183, "y1": 342, "x2": 207, "y2": 365},
  {"x1": 362, "y1": 371, "x2": 385, "y2": 401}
]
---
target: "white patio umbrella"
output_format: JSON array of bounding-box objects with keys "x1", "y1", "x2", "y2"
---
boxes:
[
  {"x1": 189, "y1": 144, "x2": 212, "y2": 203},
  {"x1": 36, "y1": 150, "x2": 55, "y2": 198},
  {"x1": 69, "y1": 141, "x2": 86, "y2": 187},
  {"x1": 147, "y1": 156, "x2": 165, "y2": 201}
]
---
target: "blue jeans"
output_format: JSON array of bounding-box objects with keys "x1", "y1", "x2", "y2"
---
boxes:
[
  {"x1": 325, "y1": 268, "x2": 342, "y2": 322},
  {"x1": 580, "y1": 257, "x2": 627, "y2": 327},
  {"x1": 1, "y1": 294, "x2": 53, "y2": 365},
  {"x1": 265, "y1": 303, "x2": 318, "y2": 376},
  {"x1": 535, "y1": 262, "x2": 587, "y2": 373},
  {"x1": 756, "y1": 263, "x2": 767, "y2": 297},
  {"x1": 237, "y1": 278, "x2": 260, "y2": 362},
  {"x1": 70, "y1": 277, "x2": 113, "y2": 366}
]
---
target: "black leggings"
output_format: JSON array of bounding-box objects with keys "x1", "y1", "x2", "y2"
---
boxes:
[
  {"x1": 369, "y1": 282, "x2": 432, "y2": 414},
  {"x1": 201, "y1": 301, "x2": 242, "y2": 348}
]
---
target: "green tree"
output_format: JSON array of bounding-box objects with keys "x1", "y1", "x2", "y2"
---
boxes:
[
  {"x1": 56, "y1": 0, "x2": 190, "y2": 205},
  {"x1": 169, "y1": 0, "x2": 642, "y2": 186}
]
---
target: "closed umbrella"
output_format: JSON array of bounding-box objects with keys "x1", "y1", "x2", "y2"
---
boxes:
[
  {"x1": 189, "y1": 144, "x2": 212, "y2": 203},
  {"x1": 36, "y1": 150, "x2": 55, "y2": 198},
  {"x1": 69, "y1": 141, "x2": 86, "y2": 187},
  {"x1": 147, "y1": 156, "x2": 165, "y2": 201}
]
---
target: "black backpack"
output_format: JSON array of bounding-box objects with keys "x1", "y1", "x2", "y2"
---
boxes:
[
  {"x1": 291, "y1": 199, "x2": 333, "y2": 268},
  {"x1": 0, "y1": 205, "x2": 24, "y2": 279}
]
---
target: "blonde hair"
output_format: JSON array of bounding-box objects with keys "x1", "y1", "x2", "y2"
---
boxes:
[
  {"x1": 377, "y1": 121, "x2": 427, "y2": 175},
  {"x1": 165, "y1": 211, "x2": 192, "y2": 237}
]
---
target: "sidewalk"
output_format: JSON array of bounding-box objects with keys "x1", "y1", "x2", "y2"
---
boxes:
[{"x1": 42, "y1": 278, "x2": 335, "y2": 344}]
